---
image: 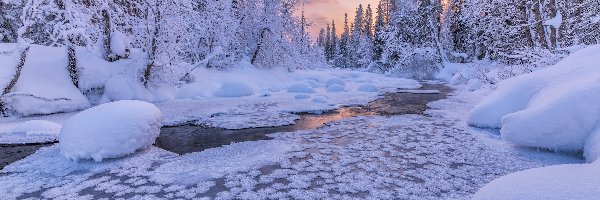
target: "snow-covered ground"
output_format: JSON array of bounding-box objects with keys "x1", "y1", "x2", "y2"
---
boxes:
[{"x1": 0, "y1": 79, "x2": 583, "y2": 199}]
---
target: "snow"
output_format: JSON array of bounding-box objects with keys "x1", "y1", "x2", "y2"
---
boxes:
[
  {"x1": 474, "y1": 161, "x2": 600, "y2": 200},
  {"x1": 2, "y1": 45, "x2": 91, "y2": 116},
  {"x1": 466, "y1": 79, "x2": 483, "y2": 91},
  {"x1": 468, "y1": 45, "x2": 600, "y2": 162},
  {"x1": 543, "y1": 10, "x2": 563, "y2": 29},
  {"x1": 294, "y1": 94, "x2": 311, "y2": 99},
  {"x1": 59, "y1": 100, "x2": 163, "y2": 162},
  {"x1": 110, "y1": 30, "x2": 132, "y2": 57},
  {"x1": 358, "y1": 84, "x2": 379, "y2": 92},
  {"x1": 13, "y1": 120, "x2": 61, "y2": 136},
  {"x1": 213, "y1": 81, "x2": 255, "y2": 97},
  {"x1": 287, "y1": 83, "x2": 316, "y2": 93},
  {"x1": 326, "y1": 84, "x2": 345, "y2": 92},
  {"x1": 0, "y1": 43, "x2": 18, "y2": 90},
  {"x1": 325, "y1": 77, "x2": 345, "y2": 86},
  {"x1": 99, "y1": 75, "x2": 154, "y2": 104}
]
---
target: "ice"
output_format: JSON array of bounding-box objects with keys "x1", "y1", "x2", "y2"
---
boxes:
[
  {"x1": 358, "y1": 84, "x2": 379, "y2": 92},
  {"x1": 474, "y1": 161, "x2": 600, "y2": 200},
  {"x1": 287, "y1": 83, "x2": 316, "y2": 93},
  {"x1": 468, "y1": 45, "x2": 600, "y2": 161},
  {"x1": 59, "y1": 100, "x2": 163, "y2": 162},
  {"x1": 2, "y1": 45, "x2": 91, "y2": 116},
  {"x1": 213, "y1": 82, "x2": 255, "y2": 97}
]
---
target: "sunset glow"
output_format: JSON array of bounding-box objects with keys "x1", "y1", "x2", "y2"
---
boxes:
[{"x1": 300, "y1": 0, "x2": 379, "y2": 38}]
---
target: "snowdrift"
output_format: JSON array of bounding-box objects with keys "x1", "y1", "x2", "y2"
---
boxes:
[
  {"x1": 474, "y1": 161, "x2": 600, "y2": 200},
  {"x1": 468, "y1": 45, "x2": 600, "y2": 161},
  {"x1": 2, "y1": 45, "x2": 91, "y2": 116}
]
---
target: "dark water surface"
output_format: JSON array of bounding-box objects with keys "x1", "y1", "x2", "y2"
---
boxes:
[{"x1": 155, "y1": 83, "x2": 453, "y2": 154}]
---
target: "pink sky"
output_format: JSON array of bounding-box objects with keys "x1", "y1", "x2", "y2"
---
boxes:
[{"x1": 299, "y1": 0, "x2": 379, "y2": 38}]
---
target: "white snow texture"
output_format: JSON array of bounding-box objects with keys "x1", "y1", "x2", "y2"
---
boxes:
[
  {"x1": 60, "y1": 100, "x2": 163, "y2": 162},
  {"x1": 468, "y1": 45, "x2": 600, "y2": 162}
]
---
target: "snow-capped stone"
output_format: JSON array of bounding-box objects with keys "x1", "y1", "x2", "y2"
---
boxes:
[
  {"x1": 59, "y1": 100, "x2": 163, "y2": 162},
  {"x1": 358, "y1": 84, "x2": 379, "y2": 92},
  {"x1": 287, "y1": 83, "x2": 316, "y2": 93},
  {"x1": 213, "y1": 81, "x2": 255, "y2": 97}
]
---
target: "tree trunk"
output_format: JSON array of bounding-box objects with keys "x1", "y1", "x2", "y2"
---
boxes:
[
  {"x1": 1, "y1": 47, "x2": 29, "y2": 115},
  {"x1": 102, "y1": 9, "x2": 113, "y2": 61},
  {"x1": 67, "y1": 46, "x2": 78, "y2": 88},
  {"x1": 251, "y1": 28, "x2": 270, "y2": 65}
]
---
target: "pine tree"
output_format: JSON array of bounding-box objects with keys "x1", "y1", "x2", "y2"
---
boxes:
[
  {"x1": 330, "y1": 20, "x2": 338, "y2": 63},
  {"x1": 373, "y1": 2, "x2": 386, "y2": 61},
  {"x1": 364, "y1": 4, "x2": 374, "y2": 38},
  {"x1": 317, "y1": 28, "x2": 325, "y2": 48},
  {"x1": 339, "y1": 13, "x2": 351, "y2": 68}
]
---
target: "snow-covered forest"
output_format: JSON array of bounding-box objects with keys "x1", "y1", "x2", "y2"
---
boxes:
[
  {"x1": 316, "y1": 0, "x2": 600, "y2": 79},
  {"x1": 1, "y1": 0, "x2": 600, "y2": 199}
]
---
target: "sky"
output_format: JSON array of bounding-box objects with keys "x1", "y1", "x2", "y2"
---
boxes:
[{"x1": 299, "y1": 0, "x2": 379, "y2": 38}]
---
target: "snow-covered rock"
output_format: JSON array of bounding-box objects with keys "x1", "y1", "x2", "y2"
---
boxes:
[
  {"x1": 326, "y1": 84, "x2": 345, "y2": 93},
  {"x1": 468, "y1": 45, "x2": 600, "y2": 161},
  {"x1": 213, "y1": 81, "x2": 255, "y2": 97},
  {"x1": 294, "y1": 94, "x2": 311, "y2": 99},
  {"x1": 325, "y1": 77, "x2": 345, "y2": 86},
  {"x1": 474, "y1": 161, "x2": 600, "y2": 200},
  {"x1": 13, "y1": 120, "x2": 61, "y2": 136},
  {"x1": 287, "y1": 83, "x2": 316, "y2": 93},
  {"x1": 60, "y1": 100, "x2": 163, "y2": 162},
  {"x1": 358, "y1": 84, "x2": 379, "y2": 92}
]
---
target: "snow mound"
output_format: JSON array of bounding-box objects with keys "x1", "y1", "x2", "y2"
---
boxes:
[
  {"x1": 312, "y1": 97, "x2": 328, "y2": 104},
  {"x1": 358, "y1": 84, "x2": 379, "y2": 92},
  {"x1": 213, "y1": 82, "x2": 255, "y2": 97},
  {"x1": 468, "y1": 45, "x2": 600, "y2": 161},
  {"x1": 100, "y1": 75, "x2": 154, "y2": 103},
  {"x1": 326, "y1": 84, "x2": 345, "y2": 93},
  {"x1": 474, "y1": 161, "x2": 600, "y2": 200},
  {"x1": 13, "y1": 120, "x2": 61, "y2": 136},
  {"x1": 287, "y1": 83, "x2": 315, "y2": 93},
  {"x1": 325, "y1": 78, "x2": 345, "y2": 86},
  {"x1": 294, "y1": 94, "x2": 311, "y2": 99},
  {"x1": 3, "y1": 45, "x2": 91, "y2": 116},
  {"x1": 59, "y1": 100, "x2": 163, "y2": 162}
]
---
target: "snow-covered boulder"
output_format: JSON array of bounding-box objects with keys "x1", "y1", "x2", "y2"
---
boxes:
[
  {"x1": 287, "y1": 83, "x2": 315, "y2": 93},
  {"x1": 468, "y1": 45, "x2": 600, "y2": 161},
  {"x1": 60, "y1": 100, "x2": 163, "y2": 162},
  {"x1": 358, "y1": 84, "x2": 379, "y2": 92},
  {"x1": 326, "y1": 78, "x2": 345, "y2": 86},
  {"x1": 326, "y1": 85, "x2": 345, "y2": 93},
  {"x1": 13, "y1": 120, "x2": 61, "y2": 136},
  {"x1": 213, "y1": 81, "x2": 255, "y2": 97},
  {"x1": 473, "y1": 161, "x2": 600, "y2": 200}
]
